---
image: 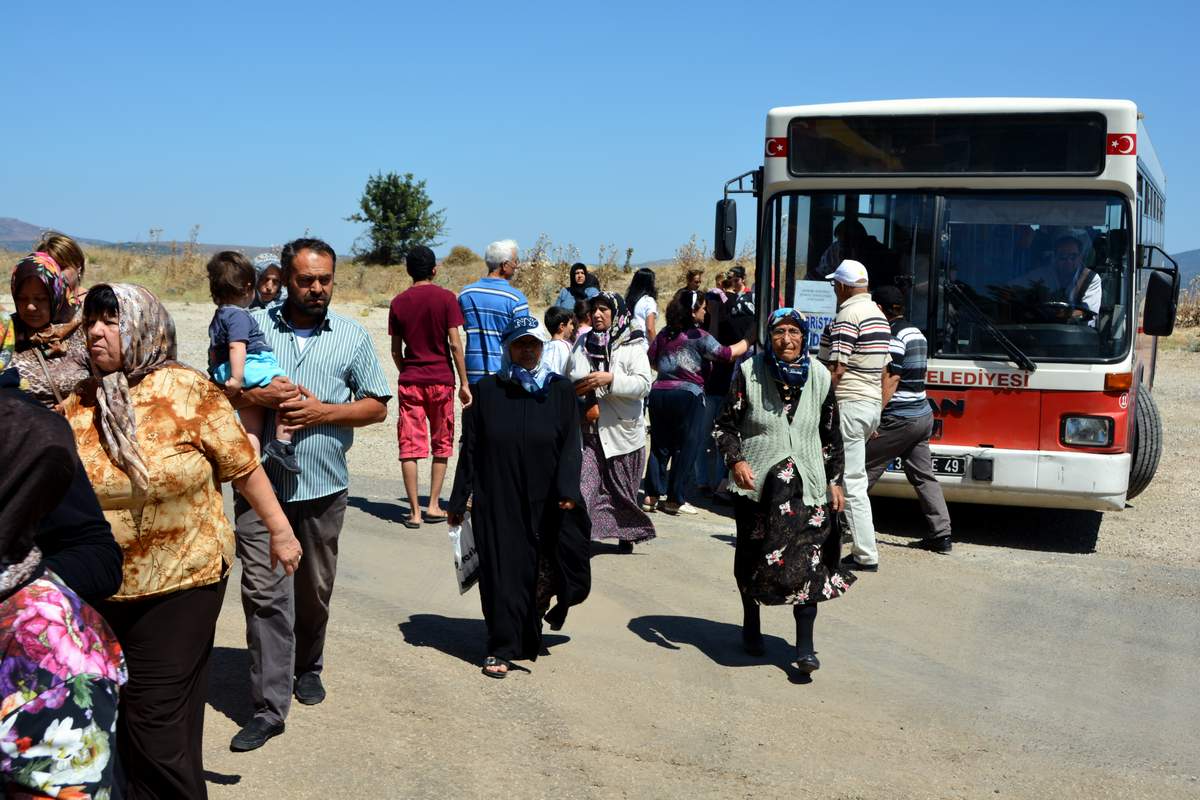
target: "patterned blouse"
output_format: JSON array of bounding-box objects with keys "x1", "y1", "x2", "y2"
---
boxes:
[
  {"x1": 0, "y1": 571, "x2": 127, "y2": 798},
  {"x1": 8, "y1": 322, "x2": 89, "y2": 409},
  {"x1": 62, "y1": 367, "x2": 260, "y2": 601}
]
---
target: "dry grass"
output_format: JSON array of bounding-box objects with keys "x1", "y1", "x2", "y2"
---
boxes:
[
  {"x1": 1, "y1": 234, "x2": 756, "y2": 315},
  {"x1": 1175, "y1": 276, "x2": 1200, "y2": 329}
]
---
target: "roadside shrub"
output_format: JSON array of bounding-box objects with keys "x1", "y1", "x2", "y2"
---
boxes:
[
  {"x1": 1176, "y1": 277, "x2": 1200, "y2": 329},
  {"x1": 443, "y1": 245, "x2": 481, "y2": 267}
]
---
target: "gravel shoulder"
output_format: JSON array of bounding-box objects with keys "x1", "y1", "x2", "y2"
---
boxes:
[{"x1": 159, "y1": 302, "x2": 1199, "y2": 799}]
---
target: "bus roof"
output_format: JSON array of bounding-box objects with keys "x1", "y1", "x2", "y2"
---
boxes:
[{"x1": 768, "y1": 97, "x2": 1137, "y2": 120}]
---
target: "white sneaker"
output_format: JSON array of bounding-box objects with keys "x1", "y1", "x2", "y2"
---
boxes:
[{"x1": 676, "y1": 502, "x2": 700, "y2": 515}]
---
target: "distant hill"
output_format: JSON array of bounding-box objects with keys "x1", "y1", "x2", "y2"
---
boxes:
[{"x1": 0, "y1": 216, "x2": 273, "y2": 258}]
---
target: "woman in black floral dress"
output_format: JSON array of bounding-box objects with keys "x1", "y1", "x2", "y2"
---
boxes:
[{"x1": 713, "y1": 308, "x2": 856, "y2": 673}]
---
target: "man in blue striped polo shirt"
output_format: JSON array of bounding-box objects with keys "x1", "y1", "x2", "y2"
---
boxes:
[
  {"x1": 865, "y1": 285, "x2": 952, "y2": 553},
  {"x1": 229, "y1": 238, "x2": 391, "y2": 752},
  {"x1": 458, "y1": 239, "x2": 530, "y2": 385}
]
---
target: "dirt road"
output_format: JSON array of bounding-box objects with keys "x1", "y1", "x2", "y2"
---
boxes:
[{"x1": 158, "y1": 303, "x2": 1199, "y2": 799}]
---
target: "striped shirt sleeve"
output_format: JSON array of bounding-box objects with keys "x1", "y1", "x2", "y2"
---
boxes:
[
  {"x1": 827, "y1": 319, "x2": 860, "y2": 363},
  {"x1": 347, "y1": 333, "x2": 392, "y2": 401}
]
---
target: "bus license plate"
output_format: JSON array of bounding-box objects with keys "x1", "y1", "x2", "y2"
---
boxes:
[{"x1": 887, "y1": 456, "x2": 966, "y2": 476}]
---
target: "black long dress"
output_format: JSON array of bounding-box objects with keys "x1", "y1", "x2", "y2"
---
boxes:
[{"x1": 448, "y1": 374, "x2": 592, "y2": 662}]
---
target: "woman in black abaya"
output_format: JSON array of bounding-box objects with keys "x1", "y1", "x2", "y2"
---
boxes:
[{"x1": 448, "y1": 316, "x2": 591, "y2": 678}]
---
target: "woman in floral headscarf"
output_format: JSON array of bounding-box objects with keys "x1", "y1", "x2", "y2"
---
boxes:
[
  {"x1": 712, "y1": 308, "x2": 855, "y2": 676},
  {"x1": 60, "y1": 283, "x2": 302, "y2": 798},
  {"x1": 567, "y1": 291, "x2": 655, "y2": 552},
  {"x1": 7, "y1": 252, "x2": 90, "y2": 408}
]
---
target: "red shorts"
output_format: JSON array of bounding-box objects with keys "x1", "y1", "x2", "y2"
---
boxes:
[{"x1": 396, "y1": 383, "x2": 456, "y2": 460}]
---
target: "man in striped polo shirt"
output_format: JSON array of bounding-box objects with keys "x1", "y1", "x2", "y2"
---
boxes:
[
  {"x1": 229, "y1": 238, "x2": 391, "y2": 752},
  {"x1": 819, "y1": 259, "x2": 891, "y2": 571},
  {"x1": 865, "y1": 286, "x2": 952, "y2": 553},
  {"x1": 458, "y1": 240, "x2": 530, "y2": 386}
]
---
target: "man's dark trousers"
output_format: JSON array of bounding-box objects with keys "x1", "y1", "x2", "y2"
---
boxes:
[{"x1": 865, "y1": 413, "x2": 951, "y2": 538}]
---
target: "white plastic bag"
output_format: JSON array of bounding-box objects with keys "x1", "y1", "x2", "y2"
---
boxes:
[{"x1": 448, "y1": 517, "x2": 480, "y2": 594}]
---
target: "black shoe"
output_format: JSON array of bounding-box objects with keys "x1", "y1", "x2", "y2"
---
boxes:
[
  {"x1": 230, "y1": 717, "x2": 285, "y2": 752},
  {"x1": 795, "y1": 652, "x2": 821, "y2": 673},
  {"x1": 617, "y1": 541, "x2": 634, "y2": 554},
  {"x1": 742, "y1": 631, "x2": 765, "y2": 657},
  {"x1": 908, "y1": 534, "x2": 953, "y2": 553},
  {"x1": 264, "y1": 440, "x2": 301, "y2": 474},
  {"x1": 294, "y1": 671, "x2": 325, "y2": 705},
  {"x1": 841, "y1": 554, "x2": 878, "y2": 572}
]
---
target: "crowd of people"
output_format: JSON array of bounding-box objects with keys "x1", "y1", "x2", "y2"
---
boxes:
[{"x1": 0, "y1": 230, "x2": 954, "y2": 797}]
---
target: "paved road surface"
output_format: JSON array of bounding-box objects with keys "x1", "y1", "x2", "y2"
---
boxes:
[{"x1": 201, "y1": 476, "x2": 1200, "y2": 799}]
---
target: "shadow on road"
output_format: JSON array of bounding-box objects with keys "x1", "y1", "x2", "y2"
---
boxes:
[
  {"x1": 398, "y1": 614, "x2": 572, "y2": 665},
  {"x1": 207, "y1": 646, "x2": 252, "y2": 726},
  {"x1": 204, "y1": 771, "x2": 242, "y2": 786},
  {"x1": 398, "y1": 614, "x2": 487, "y2": 665},
  {"x1": 627, "y1": 614, "x2": 804, "y2": 681},
  {"x1": 349, "y1": 494, "x2": 452, "y2": 525},
  {"x1": 871, "y1": 497, "x2": 1102, "y2": 554}
]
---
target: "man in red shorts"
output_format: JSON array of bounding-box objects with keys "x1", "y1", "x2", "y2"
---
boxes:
[{"x1": 388, "y1": 245, "x2": 472, "y2": 528}]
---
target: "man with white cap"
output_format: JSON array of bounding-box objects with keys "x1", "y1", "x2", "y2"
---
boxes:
[{"x1": 819, "y1": 260, "x2": 891, "y2": 571}]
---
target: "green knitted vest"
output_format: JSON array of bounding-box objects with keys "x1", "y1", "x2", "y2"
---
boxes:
[{"x1": 728, "y1": 354, "x2": 831, "y2": 506}]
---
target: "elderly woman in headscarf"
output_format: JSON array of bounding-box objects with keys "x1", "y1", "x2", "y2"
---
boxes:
[
  {"x1": 0, "y1": 390, "x2": 127, "y2": 799},
  {"x1": 712, "y1": 308, "x2": 856, "y2": 676},
  {"x1": 448, "y1": 315, "x2": 591, "y2": 678},
  {"x1": 7, "y1": 252, "x2": 90, "y2": 408},
  {"x1": 60, "y1": 283, "x2": 303, "y2": 798},
  {"x1": 554, "y1": 261, "x2": 601, "y2": 309},
  {"x1": 568, "y1": 291, "x2": 655, "y2": 553},
  {"x1": 251, "y1": 252, "x2": 287, "y2": 308}
]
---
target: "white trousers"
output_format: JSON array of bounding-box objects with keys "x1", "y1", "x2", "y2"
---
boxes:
[{"x1": 839, "y1": 399, "x2": 882, "y2": 565}]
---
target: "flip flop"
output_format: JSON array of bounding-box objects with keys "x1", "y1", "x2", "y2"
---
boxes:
[
  {"x1": 481, "y1": 656, "x2": 511, "y2": 679},
  {"x1": 422, "y1": 513, "x2": 448, "y2": 523},
  {"x1": 401, "y1": 519, "x2": 421, "y2": 529}
]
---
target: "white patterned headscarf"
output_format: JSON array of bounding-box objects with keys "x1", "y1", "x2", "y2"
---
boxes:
[{"x1": 88, "y1": 284, "x2": 180, "y2": 494}]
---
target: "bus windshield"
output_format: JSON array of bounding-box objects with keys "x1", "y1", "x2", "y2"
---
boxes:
[{"x1": 764, "y1": 190, "x2": 1132, "y2": 363}]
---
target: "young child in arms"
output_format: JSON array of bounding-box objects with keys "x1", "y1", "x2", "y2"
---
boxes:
[{"x1": 206, "y1": 251, "x2": 300, "y2": 474}]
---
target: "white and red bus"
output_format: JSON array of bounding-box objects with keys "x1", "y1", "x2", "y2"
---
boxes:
[{"x1": 715, "y1": 98, "x2": 1180, "y2": 511}]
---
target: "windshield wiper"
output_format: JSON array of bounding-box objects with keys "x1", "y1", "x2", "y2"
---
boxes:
[{"x1": 941, "y1": 279, "x2": 1038, "y2": 373}]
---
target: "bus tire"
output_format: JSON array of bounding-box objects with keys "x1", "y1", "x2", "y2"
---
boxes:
[{"x1": 1127, "y1": 389, "x2": 1163, "y2": 500}]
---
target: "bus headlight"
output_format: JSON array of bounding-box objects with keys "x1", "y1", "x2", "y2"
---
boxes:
[{"x1": 1061, "y1": 416, "x2": 1114, "y2": 447}]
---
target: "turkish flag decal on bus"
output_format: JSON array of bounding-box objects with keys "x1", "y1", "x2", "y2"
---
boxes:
[
  {"x1": 1106, "y1": 133, "x2": 1137, "y2": 155},
  {"x1": 765, "y1": 137, "x2": 788, "y2": 157}
]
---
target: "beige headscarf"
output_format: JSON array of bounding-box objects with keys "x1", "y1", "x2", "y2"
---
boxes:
[{"x1": 88, "y1": 284, "x2": 181, "y2": 494}]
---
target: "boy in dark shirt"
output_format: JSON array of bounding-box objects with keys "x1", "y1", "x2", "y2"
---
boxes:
[{"x1": 206, "y1": 251, "x2": 300, "y2": 473}]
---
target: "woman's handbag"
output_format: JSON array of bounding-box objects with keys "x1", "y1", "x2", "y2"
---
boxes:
[{"x1": 448, "y1": 517, "x2": 480, "y2": 594}]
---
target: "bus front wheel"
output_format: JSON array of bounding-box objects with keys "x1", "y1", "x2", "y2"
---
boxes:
[{"x1": 1127, "y1": 389, "x2": 1163, "y2": 500}]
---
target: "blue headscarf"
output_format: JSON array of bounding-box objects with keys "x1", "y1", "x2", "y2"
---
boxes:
[
  {"x1": 498, "y1": 315, "x2": 556, "y2": 396},
  {"x1": 766, "y1": 307, "x2": 810, "y2": 388}
]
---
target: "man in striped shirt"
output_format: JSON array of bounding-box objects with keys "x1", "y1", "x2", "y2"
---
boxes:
[
  {"x1": 865, "y1": 286, "x2": 952, "y2": 553},
  {"x1": 229, "y1": 238, "x2": 392, "y2": 752},
  {"x1": 819, "y1": 259, "x2": 891, "y2": 571},
  {"x1": 458, "y1": 240, "x2": 530, "y2": 385}
]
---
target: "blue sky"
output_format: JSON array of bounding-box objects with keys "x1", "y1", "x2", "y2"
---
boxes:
[{"x1": 4, "y1": 0, "x2": 1197, "y2": 260}]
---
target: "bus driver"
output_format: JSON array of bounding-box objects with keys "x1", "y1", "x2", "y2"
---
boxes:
[{"x1": 1012, "y1": 234, "x2": 1101, "y2": 323}]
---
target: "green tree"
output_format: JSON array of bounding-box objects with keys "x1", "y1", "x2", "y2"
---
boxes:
[{"x1": 346, "y1": 171, "x2": 447, "y2": 264}]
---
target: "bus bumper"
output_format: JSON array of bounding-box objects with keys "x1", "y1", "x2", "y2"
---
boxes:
[{"x1": 869, "y1": 448, "x2": 1131, "y2": 512}]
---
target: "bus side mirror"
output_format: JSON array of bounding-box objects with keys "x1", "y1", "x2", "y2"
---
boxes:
[
  {"x1": 1143, "y1": 269, "x2": 1179, "y2": 337},
  {"x1": 714, "y1": 199, "x2": 736, "y2": 261}
]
